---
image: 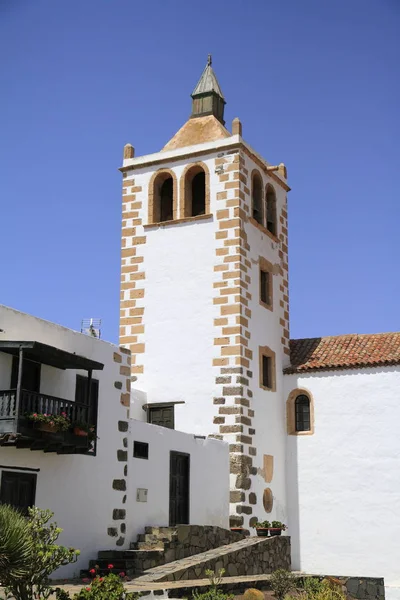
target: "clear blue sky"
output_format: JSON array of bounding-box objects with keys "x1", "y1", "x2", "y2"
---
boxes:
[{"x1": 1, "y1": 0, "x2": 399, "y2": 344}]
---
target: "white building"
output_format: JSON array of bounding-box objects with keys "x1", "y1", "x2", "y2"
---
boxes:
[
  {"x1": 119, "y1": 57, "x2": 400, "y2": 598},
  {"x1": 0, "y1": 304, "x2": 229, "y2": 577}
]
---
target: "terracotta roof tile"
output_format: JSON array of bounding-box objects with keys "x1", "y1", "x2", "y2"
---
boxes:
[{"x1": 284, "y1": 332, "x2": 400, "y2": 374}]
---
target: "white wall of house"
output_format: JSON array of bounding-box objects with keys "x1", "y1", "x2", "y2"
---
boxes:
[
  {"x1": 126, "y1": 419, "x2": 229, "y2": 540},
  {"x1": 284, "y1": 366, "x2": 400, "y2": 598},
  {"x1": 0, "y1": 305, "x2": 230, "y2": 578}
]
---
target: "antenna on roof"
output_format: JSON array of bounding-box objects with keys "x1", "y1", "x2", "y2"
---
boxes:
[{"x1": 81, "y1": 318, "x2": 102, "y2": 339}]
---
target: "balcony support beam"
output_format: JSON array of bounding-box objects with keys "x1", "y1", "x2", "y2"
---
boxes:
[{"x1": 14, "y1": 346, "x2": 24, "y2": 434}]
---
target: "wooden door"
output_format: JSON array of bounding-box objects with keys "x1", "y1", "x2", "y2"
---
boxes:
[
  {"x1": 0, "y1": 471, "x2": 37, "y2": 515},
  {"x1": 169, "y1": 451, "x2": 190, "y2": 526}
]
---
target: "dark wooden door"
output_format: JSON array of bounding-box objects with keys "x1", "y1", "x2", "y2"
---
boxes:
[
  {"x1": 0, "y1": 471, "x2": 37, "y2": 515},
  {"x1": 169, "y1": 451, "x2": 190, "y2": 526}
]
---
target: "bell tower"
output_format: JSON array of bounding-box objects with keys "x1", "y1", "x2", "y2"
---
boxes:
[{"x1": 119, "y1": 57, "x2": 290, "y2": 529}]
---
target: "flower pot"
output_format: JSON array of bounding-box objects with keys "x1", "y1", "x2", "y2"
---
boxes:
[
  {"x1": 38, "y1": 422, "x2": 58, "y2": 433},
  {"x1": 74, "y1": 427, "x2": 88, "y2": 437},
  {"x1": 230, "y1": 527, "x2": 244, "y2": 532},
  {"x1": 269, "y1": 528, "x2": 282, "y2": 537},
  {"x1": 256, "y1": 528, "x2": 269, "y2": 537}
]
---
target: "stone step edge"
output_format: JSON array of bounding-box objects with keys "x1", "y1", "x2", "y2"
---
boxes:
[
  {"x1": 127, "y1": 572, "x2": 306, "y2": 592},
  {"x1": 135, "y1": 537, "x2": 281, "y2": 582}
]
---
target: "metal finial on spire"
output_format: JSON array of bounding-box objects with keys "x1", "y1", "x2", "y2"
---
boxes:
[{"x1": 207, "y1": 54, "x2": 212, "y2": 66}]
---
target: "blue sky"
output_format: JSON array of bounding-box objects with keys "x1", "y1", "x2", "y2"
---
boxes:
[{"x1": 1, "y1": 0, "x2": 399, "y2": 343}]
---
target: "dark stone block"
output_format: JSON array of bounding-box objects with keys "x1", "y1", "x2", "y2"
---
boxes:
[
  {"x1": 249, "y1": 492, "x2": 257, "y2": 504},
  {"x1": 223, "y1": 386, "x2": 243, "y2": 396},
  {"x1": 108, "y1": 527, "x2": 118, "y2": 537},
  {"x1": 116, "y1": 536, "x2": 125, "y2": 546},
  {"x1": 117, "y1": 450, "x2": 128, "y2": 461},
  {"x1": 213, "y1": 397, "x2": 225, "y2": 405},
  {"x1": 118, "y1": 421, "x2": 128, "y2": 432},
  {"x1": 112, "y1": 509, "x2": 126, "y2": 520},
  {"x1": 122, "y1": 495, "x2": 127, "y2": 504},
  {"x1": 216, "y1": 376, "x2": 232, "y2": 384},
  {"x1": 112, "y1": 479, "x2": 126, "y2": 491},
  {"x1": 124, "y1": 465, "x2": 128, "y2": 476},
  {"x1": 123, "y1": 437, "x2": 128, "y2": 448},
  {"x1": 120, "y1": 523, "x2": 126, "y2": 534},
  {"x1": 114, "y1": 381, "x2": 122, "y2": 390},
  {"x1": 249, "y1": 428, "x2": 255, "y2": 435},
  {"x1": 236, "y1": 504, "x2": 252, "y2": 514}
]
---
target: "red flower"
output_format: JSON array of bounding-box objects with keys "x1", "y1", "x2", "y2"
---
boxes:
[
  {"x1": 99, "y1": 578, "x2": 103, "y2": 582},
  {"x1": 107, "y1": 563, "x2": 114, "y2": 569},
  {"x1": 33, "y1": 413, "x2": 37, "y2": 417},
  {"x1": 86, "y1": 587, "x2": 91, "y2": 591},
  {"x1": 119, "y1": 572, "x2": 125, "y2": 577},
  {"x1": 89, "y1": 568, "x2": 96, "y2": 574}
]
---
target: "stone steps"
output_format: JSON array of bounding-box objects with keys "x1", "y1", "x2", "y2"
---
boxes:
[
  {"x1": 80, "y1": 525, "x2": 247, "y2": 580},
  {"x1": 134, "y1": 536, "x2": 291, "y2": 583}
]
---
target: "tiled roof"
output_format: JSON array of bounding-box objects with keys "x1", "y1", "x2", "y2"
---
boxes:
[{"x1": 284, "y1": 332, "x2": 400, "y2": 374}]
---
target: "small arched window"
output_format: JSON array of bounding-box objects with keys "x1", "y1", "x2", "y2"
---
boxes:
[
  {"x1": 150, "y1": 171, "x2": 176, "y2": 224},
  {"x1": 295, "y1": 394, "x2": 311, "y2": 432},
  {"x1": 182, "y1": 164, "x2": 209, "y2": 218},
  {"x1": 252, "y1": 172, "x2": 263, "y2": 225},
  {"x1": 191, "y1": 171, "x2": 206, "y2": 216},
  {"x1": 266, "y1": 185, "x2": 277, "y2": 236},
  {"x1": 160, "y1": 178, "x2": 173, "y2": 222},
  {"x1": 287, "y1": 389, "x2": 314, "y2": 435}
]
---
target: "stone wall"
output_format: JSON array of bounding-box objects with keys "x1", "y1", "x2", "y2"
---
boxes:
[
  {"x1": 157, "y1": 536, "x2": 291, "y2": 582},
  {"x1": 162, "y1": 525, "x2": 246, "y2": 563}
]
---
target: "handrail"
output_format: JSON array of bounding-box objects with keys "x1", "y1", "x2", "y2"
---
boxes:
[{"x1": 0, "y1": 389, "x2": 91, "y2": 424}]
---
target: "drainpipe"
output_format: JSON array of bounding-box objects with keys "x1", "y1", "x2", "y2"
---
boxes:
[{"x1": 14, "y1": 346, "x2": 24, "y2": 434}]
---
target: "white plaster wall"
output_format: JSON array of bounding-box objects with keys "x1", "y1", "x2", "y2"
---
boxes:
[
  {"x1": 126, "y1": 152, "x2": 232, "y2": 436},
  {"x1": 284, "y1": 367, "x2": 400, "y2": 597},
  {"x1": 0, "y1": 305, "x2": 128, "y2": 578},
  {"x1": 241, "y1": 153, "x2": 288, "y2": 527},
  {"x1": 126, "y1": 419, "x2": 229, "y2": 540}
]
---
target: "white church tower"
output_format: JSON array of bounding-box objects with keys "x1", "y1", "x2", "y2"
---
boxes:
[{"x1": 120, "y1": 56, "x2": 290, "y2": 529}]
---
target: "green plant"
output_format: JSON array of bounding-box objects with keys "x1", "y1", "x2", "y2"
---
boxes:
[
  {"x1": 0, "y1": 504, "x2": 34, "y2": 584},
  {"x1": 2, "y1": 506, "x2": 80, "y2": 600},
  {"x1": 243, "y1": 588, "x2": 264, "y2": 600},
  {"x1": 192, "y1": 569, "x2": 233, "y2": 600},
  {"x1": 27, "y1": 412, "x2": 71, "y2": 432},
  {"x1": 270, "y1": 569, "x2": 295, "y2": 600},
  {"x1": 72, "y1": 572, "x2": 140, "y2": 600},
  {"x1": 292, "y1": 578, "x2": 346, "y2": 600},
  {"x1": 192, "y1": 588, "x2": 233, "y2": 600},
  {"x1": 271, "y1": 521, "x2": 287, "y2": 531},
  {"x1": 254, "y1": 520, "x2": 271, "y2": 528}
]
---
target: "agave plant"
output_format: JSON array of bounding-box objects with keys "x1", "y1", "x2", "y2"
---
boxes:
[{"x1": 0, "y1": 504, "x2": 33, "y2": 583}]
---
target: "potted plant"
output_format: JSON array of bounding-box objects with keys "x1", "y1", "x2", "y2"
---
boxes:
[
  {"x1": 254, "y1": 520, "x2": 271, "y2": 537},
  {"x1": 27, "y1": 412, "x2": 70, "y2": 433},
  {"x1": 72, "y1": 421, "x2": 97, "y2": 441},
  {"x1": 269, "y1": 521, "x2": 287, "y2": 536}
]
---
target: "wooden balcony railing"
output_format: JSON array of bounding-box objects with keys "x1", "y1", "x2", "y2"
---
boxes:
[
  {"x1": 0, "y1": 390, "x2": 94, "y2": 454},
  {"x1": 0, "y1": 389, "x2": 90, "y2": 425}
]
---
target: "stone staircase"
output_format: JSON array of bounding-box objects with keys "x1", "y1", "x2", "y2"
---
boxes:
[{"x1": 81, "y1": 525, "x2": 246, "y2": 579}]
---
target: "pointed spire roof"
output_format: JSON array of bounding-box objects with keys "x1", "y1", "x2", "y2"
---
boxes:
[
  {"x1": 191, "y1": 54, "x2": 225, "y2": 100},
  {"x1": 190, "y1": 55, "x2": 226, "y2": 124}
]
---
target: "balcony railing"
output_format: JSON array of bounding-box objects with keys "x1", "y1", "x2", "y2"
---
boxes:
[{"x1": 0, "y1": 389, "x2": 93, "y2": 453}]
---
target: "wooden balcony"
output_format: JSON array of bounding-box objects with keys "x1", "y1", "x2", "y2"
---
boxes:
[{"x1": 0, "y1": 389, "x2": 93, "y2": 454}]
